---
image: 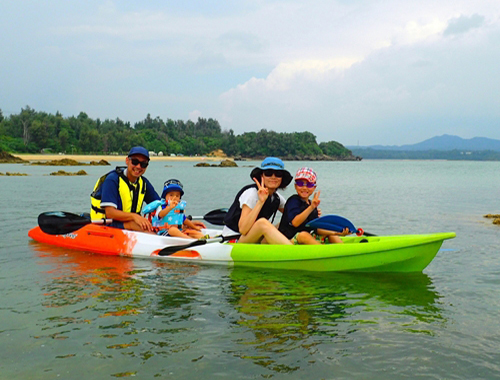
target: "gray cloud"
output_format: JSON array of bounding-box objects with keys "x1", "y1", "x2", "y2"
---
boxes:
[{"x1": 443, "y1": 14, "x2": 485, "y2": 36}]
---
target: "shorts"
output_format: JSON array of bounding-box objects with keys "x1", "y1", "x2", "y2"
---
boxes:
[
  {"x1": 291, "y1": 232, "x2": 327, "y2": 245},
  {"x1": 108, "y1": 220, "x2": 125, "y2": 229}
]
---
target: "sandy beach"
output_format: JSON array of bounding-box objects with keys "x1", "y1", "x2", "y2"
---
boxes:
[{"x1": 16, "y1": 154, "x2": 230, "y2": 162}]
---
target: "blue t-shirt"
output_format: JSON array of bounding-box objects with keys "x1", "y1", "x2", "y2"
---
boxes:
[
  {"x1": 100, "y1": 169, "x2": 160, "y2": 211},
  {"x1": 278, "y1": 194, "x2": 319, "y2": 239}
]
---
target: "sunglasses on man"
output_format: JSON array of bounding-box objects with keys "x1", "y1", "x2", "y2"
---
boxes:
[
  {"x1": 130, "y1": 157, "x2": 149, "y2": 168},
  {"x1": 295, "y1": 179, "x2": 316, "y2": 188},
  {"x1": 262, "y1": 169, "x2": 284, "y2": 178}
]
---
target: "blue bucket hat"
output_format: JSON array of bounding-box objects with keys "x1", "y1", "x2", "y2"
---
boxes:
[
  {"x1": 128, "y1": 146, "x2": 150, "y2": 160},
  {"x1": 161, "y1": 179, "x2": 184, "y2": 198},
  {"x1": 250, "y1": 157, "x2": 292, "y2": 187}
]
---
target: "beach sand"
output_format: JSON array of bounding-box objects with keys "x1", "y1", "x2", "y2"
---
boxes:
[{"x1": 16, "y1": 154, "x2": 230, "y2": 162}]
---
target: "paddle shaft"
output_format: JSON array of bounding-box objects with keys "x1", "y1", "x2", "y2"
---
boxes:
[{"x1": 158, "y1": 234, "x2": 240, "y2": 256}]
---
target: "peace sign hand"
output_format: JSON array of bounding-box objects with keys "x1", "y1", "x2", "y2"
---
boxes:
[
  {"x1": 253, "y1": 177, "x2": 269, "y2": 203},
  {"x1": 311, "y1": 190, "x2": 321, "y2": 209}
]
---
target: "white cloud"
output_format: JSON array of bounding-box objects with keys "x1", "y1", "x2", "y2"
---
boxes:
[
  {"x1": 218, "y1": 10, "x2": 500, "y2": 145},
  {"x1": 1, "y1": 1, "x2": 500, "y2": 145},
  {"x1": 189, "y1": 110, "x2": 202, "y2": 121}
]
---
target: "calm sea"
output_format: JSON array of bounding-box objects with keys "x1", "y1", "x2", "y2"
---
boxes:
[{"x1": 1, "y1": 159, "x2": 499, "y2": 379}]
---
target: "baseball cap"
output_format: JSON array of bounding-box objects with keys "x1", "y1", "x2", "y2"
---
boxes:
[
  {"x1": 161, "y1": 179, "x2": 184, "y2": 198},
  {"x1": 295, "y1": 167, "x2": 317, "y2": 183},
  {"x1": 128, "y1": 146, "x2": 150, "y2": 160}
]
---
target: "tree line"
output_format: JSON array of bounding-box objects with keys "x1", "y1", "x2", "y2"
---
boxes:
[{"x1": 0, "y1": 106, "x2": 356, "y2": 159}]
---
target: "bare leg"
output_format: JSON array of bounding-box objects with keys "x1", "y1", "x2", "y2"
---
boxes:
[
  {"x1": 183, "y1": 228, "x2": 205, "y2": 239},
  {"x1": 296, "y1": 231, "x2": 321, "y2": 245},
  {"x1": 238, "y1": 218, "x2": 292, "y2": 245},
  {"x1": 167, "y1": 226, "x2": 192, "y2": 239},
  {"x1": 326, "y1": 234, "x2": 344, "y2": 244}
]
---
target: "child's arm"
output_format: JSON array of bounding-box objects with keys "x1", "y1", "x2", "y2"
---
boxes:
[
  {"x1": 158, "y1": 201, "x2": 176, "y2": 219},
  {"x1": 291, "y1": 191, "x2": 321, "y2": 227},
  {"x1": 183, "y1": 217, "x2": 201, "y2": 231}
]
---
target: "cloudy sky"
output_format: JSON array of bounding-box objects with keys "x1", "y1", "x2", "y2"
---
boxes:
[{"x1": 1, "y1": 1, "x2": 499, "y2": 146}]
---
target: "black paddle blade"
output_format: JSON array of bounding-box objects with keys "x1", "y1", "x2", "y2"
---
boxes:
[
  {"x1": 38, "y1": 211, "x2": 91, "y2": 235},
  {"x1": 203, "y1": 208, "x2": 228, "y2": 226}
]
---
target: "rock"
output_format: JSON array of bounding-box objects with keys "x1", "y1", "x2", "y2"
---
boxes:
[
  {"x1": 0, "y1": 172, "x2": 28, "y2": 176},
  {"x1": 89, "y1": 160, "x2": 110, "y2": 166},
  {"x1": 484, "y1": 214, "x2": 500, "y2": 226},
  {"x1": 32, "y1": 158, "x2": 109, "y2": 166},
  {"x1": 49, "y1": 170, "x2": 88, "y2": 176},
  {"x1": 484, "y1": 214, "x2": 500, "y2": 218},
  {"x1": 219, "y1": 159, "x2": 238, "y2": 167},
  {"x1": 195, "y1": 160, "x2": 237, "y2": 168},
  {"x1": 32, "y1": 158, "x2": 83, "y2": 166},
  {"x1": 0, "y1": 151, "x2": 28, "y2": 163}
]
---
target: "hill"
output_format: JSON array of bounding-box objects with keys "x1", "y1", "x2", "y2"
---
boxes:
[{"x1": 348, "y1": 134, "x2": 500, "y2": 152}]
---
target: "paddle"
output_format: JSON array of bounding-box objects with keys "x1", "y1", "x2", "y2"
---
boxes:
[
  {"x1": 158, "y1": 234, "x2": 240, "y2": 256},
  {"x1": 306, "y1": 215, "x2": 376, "y2": 237},
  {"x1": 38, "y1": 211, "x2": 111, "y2": 235},
  {"x1": 188, "y1": 208, "x2": 228, "y2": 226}
]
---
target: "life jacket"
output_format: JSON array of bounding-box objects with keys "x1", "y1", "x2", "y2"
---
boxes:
[
  {"x1": 90, "y1": 166, "x2": 146, "y2": 220},
  {"x1": 224, "y1": 184, "x2": 281, "y2": 233},
  {"x1": 151, "y1": 200, "x2": 187, "y2": 228}
]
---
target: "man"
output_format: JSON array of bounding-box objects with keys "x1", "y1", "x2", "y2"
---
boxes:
[{"x1": 90, "y1": 146, "x2": 160, "y2": 231}]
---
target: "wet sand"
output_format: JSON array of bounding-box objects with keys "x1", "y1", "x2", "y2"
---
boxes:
[{"x1": 16, "y1": 154, "x2": 229, "y2": 162}]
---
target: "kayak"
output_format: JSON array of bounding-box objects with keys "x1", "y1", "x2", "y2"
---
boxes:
[{"x1": 28, "y1": 224, "x2": 456, "y2": 272}]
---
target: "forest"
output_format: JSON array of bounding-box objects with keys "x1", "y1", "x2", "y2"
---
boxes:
[{"x1": 0, "y1": 107, "x2": 357, "y2": 160}]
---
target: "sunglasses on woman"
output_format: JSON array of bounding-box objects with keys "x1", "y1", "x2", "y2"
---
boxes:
[
  {"x1": 130, "y1": 157, "x2": 149, "y2": 168},
  {"x1": 263, "y1": 169, "x2": 284, "y2": 178},
  {"x1": 295, "y1": 180, "x2": 316, "y2": 188}
]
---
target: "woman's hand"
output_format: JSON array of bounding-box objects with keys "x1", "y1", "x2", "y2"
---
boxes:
[{"x1": 253, "y1": 177, "x2": 269, "y2": 204}]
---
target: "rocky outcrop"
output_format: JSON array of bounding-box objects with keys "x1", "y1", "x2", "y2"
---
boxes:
[
  {"x1": 0, "y1": 172, "x2": 28, "y2": 176},
  {"x1": 89, "y1": 160, "x2": 110, "y2": 166},
  {"x1": 49, "y1": 170, "x2": 88, "y2": 176},
  {"x1": 0, "y1": 151, "x2": 28, "y2": 163},
  {"x1": 484, "y1": 214, "x2": 500, "y2": 225},
  {"x1": 195, "y1": 159, "x2": 238, "y2": 167},
  {"x1": 31, "y1": 158, "x2": 110, "y2": 166}
]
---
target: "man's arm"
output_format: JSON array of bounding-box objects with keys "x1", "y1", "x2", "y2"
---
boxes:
[{"x1": 104, "y1": 206, "x2": 154, "y2": 232}]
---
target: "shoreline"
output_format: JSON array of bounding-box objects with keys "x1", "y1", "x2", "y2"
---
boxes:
[{"x1": 15, "y1": 154, "x2": 230, "y2": 162}]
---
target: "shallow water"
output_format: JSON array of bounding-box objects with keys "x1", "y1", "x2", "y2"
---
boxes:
[{"x1": 1, "y1": 159, "x2": 499, "y2": 379}]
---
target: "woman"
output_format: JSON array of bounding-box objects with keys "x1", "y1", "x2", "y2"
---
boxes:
[{"x1": 223, "y1": 157, "x2": 293, "y2": 244}]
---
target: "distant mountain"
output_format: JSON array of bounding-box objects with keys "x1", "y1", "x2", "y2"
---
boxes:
[{"x1": 348, "y1": 135, "x2": 500, "y2": 152}]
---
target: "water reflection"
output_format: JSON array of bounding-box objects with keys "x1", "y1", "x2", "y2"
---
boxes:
[
  {"x1": 30, "y1": 243, "x2": 447, "y2": 378},
  {"x1": 30, "y1": 243, "x2": 204, "y2": 377},
  {"x1": 224, "y1": 267, "x2": 446, "y2": 373}
]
